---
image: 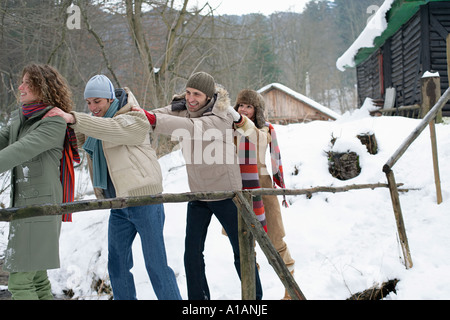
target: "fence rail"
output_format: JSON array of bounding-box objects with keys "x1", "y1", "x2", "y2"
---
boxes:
[
  {"x1": 377, "y1": 104, "x2": 421, "y2": 118},
  {"x1": 0, "y1": 183, "x2": 403, "y2": 222}
]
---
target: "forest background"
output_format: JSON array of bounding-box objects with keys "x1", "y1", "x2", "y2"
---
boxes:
[{"x1": 0, "y1": 0, "x2": 384, "y2": 135}]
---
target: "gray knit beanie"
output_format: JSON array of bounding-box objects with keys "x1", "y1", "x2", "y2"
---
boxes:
[
  {"x1": 84, "y1": 75, "x2": 116, "y2": 100},
  {"x1": 186, "y1": 72, "x2": 216, "y2": 98}
]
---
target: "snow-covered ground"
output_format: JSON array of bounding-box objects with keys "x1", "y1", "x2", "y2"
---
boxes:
[{"x1": 2, "y1": 104, "x2": 450, "y2": 300}]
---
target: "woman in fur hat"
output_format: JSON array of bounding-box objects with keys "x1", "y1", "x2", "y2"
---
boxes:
[{"x1": 230, "y1": 89, "x2": 296, "y2": 300}]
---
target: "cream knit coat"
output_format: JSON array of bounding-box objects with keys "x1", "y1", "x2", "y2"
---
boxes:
[{"x1": 70, "y1": 88, "x2": 163, "y2": 199}]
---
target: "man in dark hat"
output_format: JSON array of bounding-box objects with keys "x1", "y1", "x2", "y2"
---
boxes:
[{"x1": 137, "y1": 72, "x2": 263, "y2": 300}]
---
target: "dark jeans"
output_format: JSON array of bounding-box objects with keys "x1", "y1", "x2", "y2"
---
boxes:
[{"x1": 184, "y1": 199, "x2": 263, "y2": 300}]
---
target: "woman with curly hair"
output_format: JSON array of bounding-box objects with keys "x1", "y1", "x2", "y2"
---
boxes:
[
  {"x1": 0, "y1": 63, "x2": 78, "y2": 299},
  {"x1": 20, "y1": 63, "x2": 73, "y2": 113}
]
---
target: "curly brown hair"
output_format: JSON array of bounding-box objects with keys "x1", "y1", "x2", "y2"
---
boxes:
[{"x1": 20, "y1": 63, "x2": 73, "y2": 112}]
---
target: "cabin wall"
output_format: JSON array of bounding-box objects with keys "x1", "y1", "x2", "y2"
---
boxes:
[
  {"x1": 261, "y1": 89, "x2": 333, "y2": 124},
  {"x1": 356, "y1": 9, "x2": 422, "y2": 108},
  {"x1": 429, "y1": 2, "x2": 450, "y2": 115},
  {"x1": 356, "y1": 2, "x2": 450, "y2": 116},
  {"x1": 356, "y1": 50, "x2": 381, "y2": 107},
  {"x1": 391, "y1": 11, "x2": 422, "y2": 108}
]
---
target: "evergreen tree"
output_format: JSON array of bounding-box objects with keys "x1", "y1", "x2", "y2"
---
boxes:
[
  {"x1": 333, "y1": 0, "x2": 385, "y2": 49},
  {"x1": 244, "y1": 14, "x2": 281, "y2": 89}
]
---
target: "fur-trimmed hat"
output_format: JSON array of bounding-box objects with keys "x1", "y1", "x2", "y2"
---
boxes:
[{"x1": 234, "y1": 89, "x2": 266, "y2": 128}]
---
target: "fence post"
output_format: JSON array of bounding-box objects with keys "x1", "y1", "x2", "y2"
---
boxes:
[
  {"x1": 429, "y1": 121, "x2": 443, "y2": 204},
  {"x1": 234, "y1": 192, "x2": 256, "y2": 300},
  {"x1": 384, "y1": 169, "x2": 413, "y2": 269},
  {"x1": 421, "y1": 75, "x2": 443, "y2": 204},
  {"x1": 234, "y1": 191, "x2": 306, "y2": 300}
]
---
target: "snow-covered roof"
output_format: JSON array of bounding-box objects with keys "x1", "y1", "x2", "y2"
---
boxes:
[
  {"x1": 336, "y1": 0, "x2": 394, "y2": 71},
  {"x1": 337, "y1": 0, "x2": 446, "y2": 71},
  {"x1": 258, "y1": 83, "x2": 341, "y2": 120}
]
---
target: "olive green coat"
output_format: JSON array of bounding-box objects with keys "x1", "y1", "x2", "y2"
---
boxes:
[{"x1": 0, "y1": 107, "x2": 66, "y2": 272}]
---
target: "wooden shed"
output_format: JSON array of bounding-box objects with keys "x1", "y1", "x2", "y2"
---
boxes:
[
  {"x1": 257, "y1": 83, "x2": 340, "y2": 124},
  {"x1": 337, "y1": 0, "x2": 450, "y2": 116}
]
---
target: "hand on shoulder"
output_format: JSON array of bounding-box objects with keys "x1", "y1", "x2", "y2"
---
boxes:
[{"x1": 43, "y1": 107, "x2": 75, "y2": 124}]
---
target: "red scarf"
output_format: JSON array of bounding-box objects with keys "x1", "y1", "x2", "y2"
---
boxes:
[
  {"x1": 266, "y1": 122, "x2": 288, "y2": 208},
  {"x1": 60, "y1": 127, "x2": 80, "y2": 222},
  {"x1": 22, "y1": 103, "x2": 80, "y2": 221}
]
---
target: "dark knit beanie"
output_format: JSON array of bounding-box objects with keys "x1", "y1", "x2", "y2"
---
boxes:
[{"x1": 186, "y1": 72, "x2": 216, "y2": 98}]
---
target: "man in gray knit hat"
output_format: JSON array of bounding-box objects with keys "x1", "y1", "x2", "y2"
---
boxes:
[
  {"x1": 136, "y1": 71, "x2": 263, "y2": 300},
  {"x1": 45, "y1": 75, "x2": 181, "y2": 300}
]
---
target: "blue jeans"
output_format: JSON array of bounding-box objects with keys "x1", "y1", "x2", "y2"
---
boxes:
[
  {"x1": 184, "y1": 199, "x2": 263, "y2": 300},
  {"x1": 108, "y1": 204, "x2": 181, "y2": 300}
]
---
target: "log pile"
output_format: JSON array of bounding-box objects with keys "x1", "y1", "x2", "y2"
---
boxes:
[{"x1": 328, "y1": 133, "x2": 378, "y2": 181}]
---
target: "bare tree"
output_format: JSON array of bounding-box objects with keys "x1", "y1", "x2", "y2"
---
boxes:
[
  {"x1": 0, "y1": 0, "x2": 68, "y2": 116},
  {"x1": 123, "y1": 0, "x2": 216, "y2": 108},
  {"x1": 79, "y1": 0, "x2": 121, "y2": 88}
]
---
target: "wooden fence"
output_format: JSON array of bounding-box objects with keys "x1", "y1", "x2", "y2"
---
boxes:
[
  {"x1": 0, "y1": 182, "x2": 408, "y2": 300},
  {"x1": 382, "y1": 85, "x2": 450, "y2": 269}
]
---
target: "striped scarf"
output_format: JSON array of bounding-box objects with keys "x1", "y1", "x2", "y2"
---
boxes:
[
  {"x1": 22, "y1": 102, "x2": 48, "y2": 118},
  {"x1": 266, "y1": 122, "x2": 288, "y2": 208},
  {"x1": 22, "y1": 103, "x2": 80, "y2": 221},
  {"x1": 60, "y1": 127, "x2": 80, "y2": 222},
  {"x1": 238, "y1": 136, "x2": 267, "y2": 232}
]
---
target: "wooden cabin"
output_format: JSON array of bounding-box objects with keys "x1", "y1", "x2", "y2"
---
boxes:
[
  {"x1": 257, "y1": 83, "x2": 340, "y2": 124},
  {"x1": 337, "y1": 0, "x2": 450, "y2": 117}
]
